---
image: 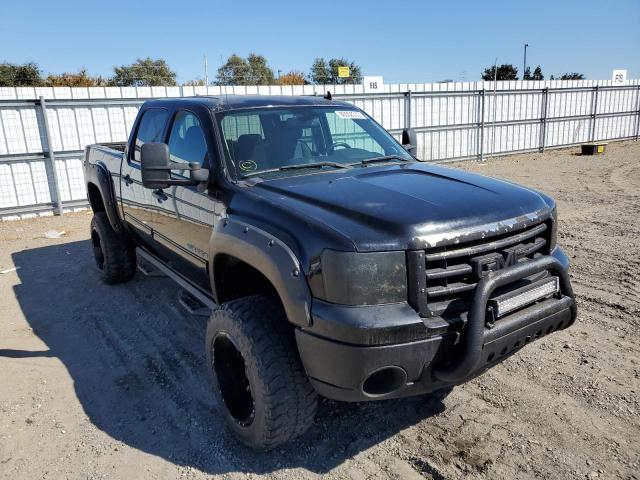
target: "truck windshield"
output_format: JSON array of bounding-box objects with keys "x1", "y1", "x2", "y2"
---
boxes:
[{"x1": 216, "y1": 107, "x2": 413, "y2": 179}]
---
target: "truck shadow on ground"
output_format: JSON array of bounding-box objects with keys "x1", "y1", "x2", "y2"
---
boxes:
[{"x1": 7, "y1": 240, "x2": 446, "y2": 475}]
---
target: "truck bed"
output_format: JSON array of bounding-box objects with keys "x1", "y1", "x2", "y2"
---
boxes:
[{"x1": 90, "y1": 142, "x2": 127, "y2": 153}]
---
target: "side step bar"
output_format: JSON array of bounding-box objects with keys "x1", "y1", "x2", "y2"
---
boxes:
[{"x1": 136, "y1": 247, "x2": 218, "y2": 310}]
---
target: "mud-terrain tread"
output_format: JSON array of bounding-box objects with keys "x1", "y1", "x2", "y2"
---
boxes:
[
  {"x1": 205, "y1": 295, "x2": 318, "y2": 450},
  {"x1": 90, "y1": 212, "x2": 136, "y2": 284}
]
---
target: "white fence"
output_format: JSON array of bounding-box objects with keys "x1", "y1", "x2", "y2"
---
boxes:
[{"x1": 1, "y1": 79, "x2": 639, "y2": 218}]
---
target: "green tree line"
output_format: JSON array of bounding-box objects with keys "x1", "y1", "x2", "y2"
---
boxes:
[
  {"x1": 481, "y1": 63, "x2": 585, "y2": 81},
  {"x1": 0, "y1": 56, "x2": 587, "y2": 87},
  {"x1": 0, "y1": 55, "x2": 364, "y2": 87}
]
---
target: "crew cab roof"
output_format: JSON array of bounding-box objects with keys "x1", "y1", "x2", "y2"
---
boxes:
[{"x1": 142, "y1": 95, "x2": 353, "y2": 112}]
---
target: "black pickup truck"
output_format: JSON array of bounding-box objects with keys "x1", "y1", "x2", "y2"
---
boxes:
[{"x1": 84, "y1": 95, "x2": 576, "y2": 449}]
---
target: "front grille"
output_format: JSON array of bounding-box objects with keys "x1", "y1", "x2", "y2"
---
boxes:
[{"x1": 407, "y1": 222, "x2": 551, "y2": 319}]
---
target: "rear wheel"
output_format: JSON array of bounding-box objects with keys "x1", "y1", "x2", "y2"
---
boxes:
[
  {"x1": 90, "y1": 212, "x2": 136, "y2": 284},
  {"x1": 205, "y1": 295, "x2": 318, "y2": 450}
]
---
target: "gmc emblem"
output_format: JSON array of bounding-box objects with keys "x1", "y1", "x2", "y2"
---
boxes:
[{"x1": 470, "y1": 246, "x2": 528, "y2": 279}]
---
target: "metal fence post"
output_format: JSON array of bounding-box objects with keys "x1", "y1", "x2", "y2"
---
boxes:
[
  {"x1": 590, "y1": 85, "x2": 599, "y2": 142},
  {"x1": 635, "y1": 84, "x2": 640, "y2": 141},
  {"x1": 404, "y1": 90, "x2": 412, "y2": 129},
  {"x1": 478, "y1": 89, "x2": 486, "y2": 162},
  {"x1": 38, "y1": 96, "x2": 63, "y2": 215},
  {"x1": 539, "y1": 88, "x2": 549, "y2": 152}
]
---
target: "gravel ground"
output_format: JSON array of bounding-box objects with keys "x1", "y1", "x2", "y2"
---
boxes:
[{"x1": 1, "y1": 141, "x2": 639, "y2": 480}]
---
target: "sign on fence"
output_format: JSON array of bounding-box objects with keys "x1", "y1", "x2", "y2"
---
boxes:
[
  {"x1": 337, "y1": 66, "x2": 350, "y2": 78},
  {"x1": 363, "y1": 76, "x2": 384, "y2": 93},
  {"x1": 612, "y1": 70, "x2": 627, "y2": 84}
]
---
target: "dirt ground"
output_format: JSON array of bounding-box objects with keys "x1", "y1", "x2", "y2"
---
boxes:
[{"x1": 1, "y1": 141, "x2": 639, "y2": 480}]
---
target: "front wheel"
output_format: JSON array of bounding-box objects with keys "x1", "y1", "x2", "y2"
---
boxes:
[{"x1": 205, "y1": 295, "x2": 318, "y2": 450}]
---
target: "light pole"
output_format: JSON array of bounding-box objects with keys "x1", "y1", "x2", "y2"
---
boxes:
[
  {"x1": 523, "y1": 43, "x2": 529, "y2": 79},
  {"x1": 204, "y1": 55, "x2": 209, "y2": 86}
]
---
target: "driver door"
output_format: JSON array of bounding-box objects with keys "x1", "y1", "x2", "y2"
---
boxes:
[{"x1": 151, "y1": 109, "x2": 222, "y2": 289}]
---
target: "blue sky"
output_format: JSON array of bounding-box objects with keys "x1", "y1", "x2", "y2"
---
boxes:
[{"x1": 2, "y1": 0, "x2": 639, "y2": 84}]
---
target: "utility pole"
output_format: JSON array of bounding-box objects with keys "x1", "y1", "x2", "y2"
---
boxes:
[
  {"x1": 491, "y1": 58, "x2": 498, "y2": 158},
  {"x1": 523, "y1": 43, "x2": 529, "y2": 79},
  {"x1": 204, "y1": 55, "x2": 209, "y2": 86}
]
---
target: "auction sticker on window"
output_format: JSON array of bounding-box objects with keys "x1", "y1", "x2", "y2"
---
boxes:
[{"x1": 335, "y1": 110, "x2": 366, "y2": 120}]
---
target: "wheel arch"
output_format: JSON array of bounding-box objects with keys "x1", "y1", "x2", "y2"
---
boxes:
[
  {"x1": 84, "y1": 160, "x2": 125, "y2": 233},
  {"x1": 209, "y1": 219, "x2": 312, "y2": 327}
]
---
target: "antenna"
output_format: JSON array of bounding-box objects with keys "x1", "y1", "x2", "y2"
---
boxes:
[{"x1": 324, "y1": 91, "x2": 332, "y2": 100}]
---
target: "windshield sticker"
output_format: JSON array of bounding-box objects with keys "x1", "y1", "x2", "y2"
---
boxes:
[
  {"x1": 239, "y1": 160, "x2": 258, "y2": 172},
  {"x1": 335, "y1": 110, "x2": 366, "y2": 120}
]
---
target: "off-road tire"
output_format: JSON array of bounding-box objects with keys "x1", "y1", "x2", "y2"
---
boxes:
[
  {"x1": 205, "y1": 295, "x2": 318, "y2": 450},
  {"x1": 90, "y1": 212, "x2": 136, "y2": 284}
]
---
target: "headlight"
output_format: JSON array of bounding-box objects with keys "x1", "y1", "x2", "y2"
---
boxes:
[{"x1": 309, "y1": 250, "x2": 407, "y2": 305}]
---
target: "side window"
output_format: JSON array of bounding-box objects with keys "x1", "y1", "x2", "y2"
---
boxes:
[
  {"x1": 167, "y1": 111, "x2": 208, "y2": 170},
  {"x1": 133, "y1": 109, "x2": 168, "y2": 162}
]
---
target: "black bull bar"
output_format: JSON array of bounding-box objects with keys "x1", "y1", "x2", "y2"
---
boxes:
[{"x1": 434, "y1": 255, "x2": 577, "y2": 383}]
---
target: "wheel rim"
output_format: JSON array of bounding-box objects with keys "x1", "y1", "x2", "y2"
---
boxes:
[
  {"x1": 91, "y1": 229, "x2": 105, "y2": 271},
  {"x1": 212, "y1": 333, "x2": 255, "y2": 426}
]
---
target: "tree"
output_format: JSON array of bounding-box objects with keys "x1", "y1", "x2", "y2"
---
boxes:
[
  {"x1": 109, "y1": 57, "x2": 177, "y2": 87},
  {"x1": 309, "y1": 57, "x2": 363, "y2": 85},
  {"x1": 276, "y1": 71, "x2": 307, "y2": 85},
  {"x1": 0, "y1": 62, "x2": 44, "y2": 86},
  {"x1": 309, "y1": 58, "x2": 330, "y2": 84},
  {"x1": 183, "y1": 78, "x2": 206, "y2": 86},
  {"x1": 481, "y1": 64, "x2": 519, "y2": 81},
  {"x1": 532, "y1": 66, "x2": 544, "y2": 81},
  {"x1": 215, "y1": 53, "x2": 275, "y2": 86},
  {"x1": 523, "y1": 67, "x2": 532, "y2": 80},
  {"x1": 45, "y1": 69, "x2": 105, "y2": 87},
  {"x1": 246, "y1": 54, "x2": 275, "y2": 85},
  {"x1": 558, "y1": 72, "x2": 585, "y2": 80},
  {"x1": 216, "y1": 54, "x2": 250, "y2": 85}
]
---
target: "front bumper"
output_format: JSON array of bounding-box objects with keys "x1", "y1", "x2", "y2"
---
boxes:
[{"x1": 295, "y1": 248, "x2": 577, "y2": 402}]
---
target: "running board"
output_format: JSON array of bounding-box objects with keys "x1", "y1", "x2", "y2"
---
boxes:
[
  {"x1": 137, "y1": 257, "x2": 166, "y2": 277},
  {"x1": 179, "y1": 289, "x2": 211, "y2": 317},
  {"x1": 136, "y1": 247, "x2": 218, "y2": 310}
]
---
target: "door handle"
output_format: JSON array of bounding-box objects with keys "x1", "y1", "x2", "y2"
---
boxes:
[
  {"x1": 123, "y1": 174, "x2": 133, "y2": 186},
  {"x1": 152, "y1": 189, "x2": 168, "y2": 203}
]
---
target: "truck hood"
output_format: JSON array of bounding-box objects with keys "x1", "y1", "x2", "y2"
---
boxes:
[{"x1": 248, "y1": 162, "x2": 555, "y2": 251}]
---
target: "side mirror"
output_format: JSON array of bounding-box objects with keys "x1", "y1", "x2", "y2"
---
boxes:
[
  {"x1": 141, "y1": 143, "x2": 171, "y2": 189},
  {"x1": 401, "y1": 128, "x2": 418, "y2": 157},
  {"x1": 141, "y1": 143, "x2": 210, "y2": 189}
]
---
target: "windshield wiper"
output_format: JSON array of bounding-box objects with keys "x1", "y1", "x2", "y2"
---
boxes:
[
  {"x1": 240, "y1": 161, "x2": 350, "y2": 179},
  {"x1": 355, "y1": 155, "x2": 413, "y2": 166}
]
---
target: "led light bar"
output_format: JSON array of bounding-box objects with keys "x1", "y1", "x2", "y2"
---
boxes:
[{"x1": 490, "y1": 277, "x2": 560, "y2": 318}]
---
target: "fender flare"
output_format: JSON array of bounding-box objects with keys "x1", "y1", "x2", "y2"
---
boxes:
[
  {"x1": 85, "y1": 160, "x2": 125, "y2": 233},
  {"x1": 209, "y1": 218, "x2": 312, "y2": 327}
]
